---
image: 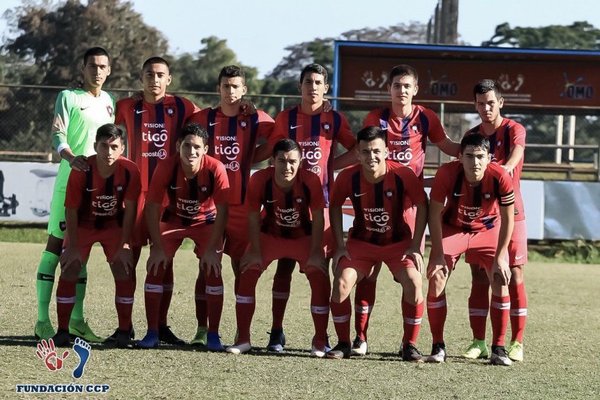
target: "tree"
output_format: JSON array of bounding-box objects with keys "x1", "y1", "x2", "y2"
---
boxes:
[{"x1": 0, "y1": 0, "x2": 169, "y2": 152}]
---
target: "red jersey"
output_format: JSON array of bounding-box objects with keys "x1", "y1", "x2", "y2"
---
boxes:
[
  {"x1": 65, "y1": 156, "x2": 141, "y2": 229},
  {"x1": 146, "y1": 154, "x2": 230, "y2": 227},
  {"x1": 188, "y1": 107, "x2": 275, "y2": 205},
  {"x1": 246, "y1": 167, "x2": 325, "y2": 239},
  {"x1": 464, "y1": 118, "x2": 526, "y2": 221},
  {"x1": 364, "y1": 105, "x2": 447, "y2": 178},
  {"x1": 331, "y1": 161, "x2": 426, "y2": 245},
  {"x1": 430, "y1": 161, "x2": 515, "y2": 232},
  {"x1": 115, "y1": 94, "x2": 201, "y2": 192},
  {"x1": 273, "y1": 106, "x2": 356, "y2": 203}
]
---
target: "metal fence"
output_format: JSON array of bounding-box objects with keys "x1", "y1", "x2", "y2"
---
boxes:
[{"x1": 0, "y1": 83, "x2": 598, "y2": 180}]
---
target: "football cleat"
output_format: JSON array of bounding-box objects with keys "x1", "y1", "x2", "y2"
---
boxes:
[
  {"x1": 226, "y1": 342, "x2": 251, "y2": 355},
  {"x1": 462, "y1": 339, "x2": 489, "y2": 359},
  {"x1": 425, "y1": 342, "x2": 447, "y2": 363},
  {"x1": 69, "y1": 319, "x2": 103, "y2": 343},
  {"x1": 34, "y1": 320, "x2": 56, "y2": 340},
  {"x1": 351, "y1": 336, "x2": 368, "y2": 356},
  {"x1": 266, "y1": 329, "x2": 286, "y2": 353},
  {"x1": 326, "y1": 342, "x2": 352, "y2": 359},
  {"x1": 190, "y1": 326, "x2": 208, "y2": 347},
  {"x1": 507, "y1": 341, "x2": 524, "y2": 362},
  {"x1": 490, "y1": 345, "x2": 513, "y2": 366}
]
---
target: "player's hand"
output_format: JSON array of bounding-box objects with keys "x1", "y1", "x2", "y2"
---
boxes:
[
  {"x1": 239, "y1": 99, "x2": 257, "y2": 116},
  {"x1": 331, "y1": 247, "x2": 350, "y2": 272},
  {"x1": 60, "y1": 246, "x2": 83, "y2": 275},
  {"x1": 501, "y1": 165, "x2": 514, "y2": 177},
  {"x1": 240, "y1": 250, "x2": 262, "y2": 273},
  {"x1": 113, "y1": 245, "x2": 134, "y2": 275},
  {"x1": 146, "y1": 246, "x2": 169, "y2": 276},
  {"x1": 322, "y1": 99, "x2": 333, "y2": 112},
  {"x1": 426, "y1": 253, "x2": 448, "y2": 280},
  {"x1": 492, "y1": 255, "x2": 511, "y2": 286},
  {"x1": 403, "y1": 247, "x2": 424, "y2": 274},
  {"x1": 69, "y1": 155, "x2": 89, "y2": 172},
  {"x1": 307, "y1": 250, "x2": 327, "y2": 274},
  {"x1": 201, "y1": 249, "x2": 222, "y2": 278}
]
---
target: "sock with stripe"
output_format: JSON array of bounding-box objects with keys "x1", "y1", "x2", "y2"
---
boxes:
[
  {"x1": 402, "y1": 299, "x2": 423, "y2": 346},
  {"x1": 115, "y1": 278, "x2": 135, "y2": 331},
  {"x1": 306, "y1": 269, "x2": 331, "y2": 345},
  {"x1": 427, "y1": 294, "x2": 447, "y2": 344},
  {"x1": 205, "y1": 271, "x2": 224, "y2": 334},
  {"x1": 56, "y1": 278, "x2": 77, "y2": 330},
  {"x1": 330, "y1": 297, "x2": 352, "y2": 345},
  {"x1": 468, "y1": 281, "x2": 490, "y2": 341},
  {"x1": 235, "y1": 269, "x2": 261, "y2": 344},
  {"x1": 271, "y1": 260, "x2": 294, "y2": 330},
  {"x1": 509, "y1": 282, "x2": 528, "y2": 343},
  {"x1": 490, "y1": 294, "x2": 510, "y2": 347},
  {"x1": 354, "y1": 278, "x2": 376, "y2": 341},
  {"x1": 159, "y1": 262, "x2": 174, "y2": 327}
]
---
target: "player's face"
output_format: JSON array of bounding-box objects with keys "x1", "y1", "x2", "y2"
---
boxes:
[
  {"x1": 389, "y1": 74, "x2": 418, "y2": 107},
  {"x1": 459, "y1": 145, "x2": 491, "y2": 183},
  {"x1": 94, "y1": 137, "x2": 124, "y2": 167},
  {"x1": 178, "y1": 135, "x2": 208, "y2": 170},
  {"x1": 273, "y1": 149, "x2": 301, "y2": 187},
  {"x1": 475, "y1": 91, "x2": 504, "y2": 124},
  {"x1": 357, "y1": 138, "x2": 388, "y2": 175},
  {"x1": 82, "y1": 55, "x2": 111, "y2": 91},
  {"x1": 218, "y1": 76, "x2": 247, "y2": 105},
  {"x1": 299, "y1": 73, "x2": 329, "y2": 105},
  {"x1": 141, "y1": 63, "x2": 172, "y2": 98}
]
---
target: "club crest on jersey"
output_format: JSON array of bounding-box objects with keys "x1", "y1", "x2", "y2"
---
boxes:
[
  {"x1": 239, "y1": 120, "x2": 247, "y2": 129},
  {"x1": 497, "y1": 140, "x2": 502, "y2": 146},
  {"x1": 166, "y1": 107, "x2": 175, "y2": 116},
  {"x1": 107, "y1": 105, "x2": 114, "y2": 117},
  {"x1": 117, "y1": 186, "x2": 123, "y2": 192},
  {"x1": 322, "y1": 122, "x2": 331, "y2": 132},
  {"x1": 295, "y1": 197, "x2": 303, "y2": 204},
  {"x1": 484, "y1": 193, "x2": 491, "y2": 199},
  {"x1": 385, "y1": 190, "x2": 393, "y2": 198},
  {"x1": 200, "y1": 186, "x2": 208, "y2": 192},
  {"x1": 412, "y1": 125, "x2": 418, "y2": 132}
]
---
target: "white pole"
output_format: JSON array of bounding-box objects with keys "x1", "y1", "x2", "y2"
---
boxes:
[
  {"x1": 568, "y1": 115, "x2": 576, "y2": 162},
  {"x1": 556, "y1": 115, "x2": 564, "y2": 164}
]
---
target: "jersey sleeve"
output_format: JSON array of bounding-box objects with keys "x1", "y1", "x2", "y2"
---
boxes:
[
  {"x1": 245, "y1": 170, "x2": 265, "y2": 212},
  {"x1": 271, "y1": 110, "x2": 290, "y2": 143},
  {"x1": 510, "y1": 123, "x2": 526, "y2": 148},
  {"x1": 306, "y1": 172, "x2": 326, "y2": 209},
  {"x1": 257, "y1": 110, "x2": 275, "y2": 139},
  {"x1": 187, "y1": 107, "x2": 208, "y2": 128},
  {"x1": 183, "y1": 97, "x2": 202, "y2": 121},
  {"x1": 211, "y1": 160, "x2": 231, "y2": 205},
  {"x1": 336, "y1": 112, "x2": 356, "y2": 150},
  {"x1": 65, "y1": 168, "x2": 85, "y2": 209},
  {"x1": 397, "y1": 167, "x2": 427, "y2": 205},
  {"x1": 363, "y1": 109, "x2": 382, "y2": 128},
  {"x1": 429, "y1": 164, "x2": 453, "y2": 203},
  {"x1": 495, "y1": 165, "x2": 515, "y2": 206},
  {"x1": 124, "y1": 161, "x2": 142, "y2": 202},
  {"x1": 51, "y1": 91, "x2": 72, "y2": 153},
  {"x1": 146, "y1": 159, "x2": 170, "y2": 205},
  {"x1": 330, "y1": 169, "x2": 351, "y2": 207},
  {"x1": 423, "y1": 108, "x2": 448, "y2": 144}
]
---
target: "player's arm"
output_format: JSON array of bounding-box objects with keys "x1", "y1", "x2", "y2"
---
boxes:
[
  {"x1": 426, "y1": 199, "x2": 448, "y2": 280},
  {"x1": 492, "y1": 202, "x2": 515, "y2": 285},
  {"x1": 200, "y1": 202, "x2": 228, "y2": 277},
  {"x1": 51, "y1": 93, "x2": 89, "y2": 172},
  {"x1": 404, "y1": 199, "x2": 428, "y2": 273},
  {"x1": 502, "y1": 144, "x2": 525, "y2": 175},
  {"x1": 333, "y1": 145, "x2": 358, "y2": 170},
  {"x1": 329, "y1": 205, "x2": 349, "y2": 270},
  {"x1": 112, "y1": 198, "x2": 137, "y2": 275},
  {"x1": 436, "y1": 137, "x2": 461, "y2": 158},
  {"x1": 240, "y1": 210, "x2": 262, "y2": 272},
  {"x1": 145, "y1": 200, "x2": 168, "y2": 276},
  {"x1": 307, "y1": 207, "x2": 326, "y2": 272},
  {"x1": 60, "y1": 207, "x2": 83, "y2": 273}
]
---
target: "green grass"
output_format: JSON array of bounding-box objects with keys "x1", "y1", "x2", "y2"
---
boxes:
[{"x1": 1, "y1": 242, "x2": 600, "y2": 399}]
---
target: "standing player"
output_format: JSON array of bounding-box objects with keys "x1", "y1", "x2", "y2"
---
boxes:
[
  {"x1": 462, "y1": 79, "x2": 527, "y2": 362},
  {"x1": 267, "y1": 63, "x2": 356, "y2": 352},
  {"x1": 352, "y1": 64, "x2": 460, "y2": 356},
  {"x1": 188, "y1": 65, "x2": 275, "y2": 346},
  {"x1": 34, "y1": 47, "x2": 114, "y2": 342},
  {"x1": 326, "y1": 126, "x2": 427, "y2": 360},
  {"x1": 51, "y1": 124, "x2": 141, "y2": 347},
  {"x1": 115, "y1": 56, "x2": 201, "y2": 345},
  {"x1": 225, "y1": 139, "x2": 330, "y2": 356},
  {"x1": 425, "y1": 133, "x2": 515, "y2": 366},
  {"x1": 137, "y1": 123, "x2": 230, "y2": 350}
]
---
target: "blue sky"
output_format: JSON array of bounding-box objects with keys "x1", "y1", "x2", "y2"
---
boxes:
[{"x1": 2, "y1": 0, "x2": 600, "y2": 77}]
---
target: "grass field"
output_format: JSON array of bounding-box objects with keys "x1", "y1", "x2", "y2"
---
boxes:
[{"x1": 1, "y1": 241, "x2": 599, "y2": 399}]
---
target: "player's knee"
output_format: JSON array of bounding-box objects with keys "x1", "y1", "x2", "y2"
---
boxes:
[
  {"x1": 509, "y1": 266, "x2": 524, "y2": 285},
  {"x1": 428, "y1": 273, "x2": 446, "y2": 296}
]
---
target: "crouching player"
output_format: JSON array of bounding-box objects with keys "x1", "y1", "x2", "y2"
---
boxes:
[
  {"x1": 52, "y1": 124, "x2": 141, "y2": 347},
  {"x1": 425, "y1": 133, "x2": 515, "y2": 366},
  {"x1": 326, "y1": 126, "x2": 428, "y2": 360},
  {"x1": 226, "y1": 138, "x2": 331, "y2": 357},
  {"x1": 137, "y1": 123, "x2": 230, "y2": 350}
]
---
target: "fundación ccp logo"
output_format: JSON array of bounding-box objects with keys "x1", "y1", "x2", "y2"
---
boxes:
[{"x1": 15, "y1": 337, "x2": 110, "y2": 395}]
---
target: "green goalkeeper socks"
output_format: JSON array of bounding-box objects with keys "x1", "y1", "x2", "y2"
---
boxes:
[{"x1": 36, "y1": 251, "x2": 59, "y2": 322}]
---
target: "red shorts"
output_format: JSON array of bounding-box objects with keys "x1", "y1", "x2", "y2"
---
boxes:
[
  {"x1": 65, "y1": 225, "x2": 123, "y2": 263},
  {"x1": 508, "y1": 219, "x2": 528, "y2": 266},
  {"x1": 337, "y1": 238, "x2": 416, "y2": 277},
  {"x1": 445, "y1": 224, "x2": 500, "y2": 270},
  {"x1": 159, "y1": 221, "x2": 224, "y2": 260},
  {"x1": 247, "y1": 234, "x2": 317, "y2": 273},
  {"x1": 224, "y1": 204, "x2": 249, "y2": 261},
  {"x1": 404, "y1": 204, "x2": 425, "y2": 253},
  {"x1": 131, "y1": 194, "x2": 150, "y2": 248}
]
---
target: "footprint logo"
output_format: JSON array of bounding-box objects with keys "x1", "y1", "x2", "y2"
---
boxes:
[{"x1": 72, "y1": 337, "x2": 91, "y2": 379}]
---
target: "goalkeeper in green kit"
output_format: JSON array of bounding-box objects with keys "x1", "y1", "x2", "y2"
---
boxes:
[{"x1": 34, "y1": 47, "x2": 115, "y2": 341}]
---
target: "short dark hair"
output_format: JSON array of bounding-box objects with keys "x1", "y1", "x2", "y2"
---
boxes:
[
  {"x1": 179, "y1": 123, "x2": 209, "y2": 145},
  {"x1": 218, "y1": 65, "x2": 246, "y2": 86},
  {"x1": 460, "y1": 132, "x2": 491, "y2": 153},
  {"x1": 473, "y1": 79, "x2": 502, "y2": 100},
  {"x1": 83, "y1": 47, "x2": 110, "y2": 66},
  {"x1": 272, "y1": 138, "x2": 301, "y2": 157},
  {"x1": 300, "y1": 63, "x2": 328, "y2": 84},
  {"x1": 96, "y1": 123, "x2": 124, "y2": 142},
  {"x1": 142, "y1": 56, "x2": 170, "y2": 72},
  {"x1": 357, "y1": 126, "x2": 387, "y2": 144},
  {"x1": 389, "y1": 64, "x2": 418, "y2": 83}
]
